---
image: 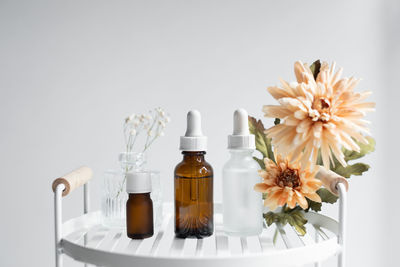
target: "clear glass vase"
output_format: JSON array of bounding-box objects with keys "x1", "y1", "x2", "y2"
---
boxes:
[
  {"x1": 149, "y1": 171, "x2": 163, "y2": 230},
  {"x1": 101, "y1": 152, "x2": 163, "y2": 229}
]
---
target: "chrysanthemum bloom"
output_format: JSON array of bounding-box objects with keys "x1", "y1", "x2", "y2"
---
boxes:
[
  {"x1": 254, "y1": 152, "x2": 322, "y2": 210},
  {"x1": 263, "y1": 61, "x2": 375, "y2": 168}
]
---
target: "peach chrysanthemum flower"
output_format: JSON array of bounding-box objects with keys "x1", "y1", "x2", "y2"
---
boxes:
[
  {"x1": 263, "y1": 61, "x2": 375, "y2": 168},
  {"x1": 254, "y1": 152, "x2": 322, "y2": 210}
]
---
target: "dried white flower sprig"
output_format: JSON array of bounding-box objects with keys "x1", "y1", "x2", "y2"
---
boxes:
[
  {"x1": 115, "y1": 108, "x2": 170, "y2": 198},
  {"x1": 124, "y1": 107, "x2": 170, "y2": 153}
]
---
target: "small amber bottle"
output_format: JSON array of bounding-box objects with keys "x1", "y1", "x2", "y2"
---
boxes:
[
  {"x1": 175, "y1": 110, "x2": 214, "y2": 238},
  {"x1": 126, "y1": 171, "x2": 154, "y2": 239}
]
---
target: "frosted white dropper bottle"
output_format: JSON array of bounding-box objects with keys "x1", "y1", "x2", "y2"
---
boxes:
[{"x1": 222, "y1": 108, "x2": 263, "y2": 236}]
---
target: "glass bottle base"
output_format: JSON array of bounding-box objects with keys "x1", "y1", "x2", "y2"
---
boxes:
[
  {"x1": 175, "y1": 228, "x2": 213, "y2": 239},
  {"x1": 127, "y1": 232, "x2": 153, "y2": 239}
]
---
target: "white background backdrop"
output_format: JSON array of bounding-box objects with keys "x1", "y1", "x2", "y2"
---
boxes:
[{"x1": 0, "y1": 0, "x2": 398, "y2": 266}]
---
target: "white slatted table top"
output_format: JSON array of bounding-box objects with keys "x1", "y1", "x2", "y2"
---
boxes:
[{"x1": 61, "y1": 204, "x2": 341, "y2": 267}]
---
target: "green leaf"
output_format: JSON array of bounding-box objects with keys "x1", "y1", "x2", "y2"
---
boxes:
[
  {"x1": 305, "y1": 189, "x2": 337, "y2": 210},
  {"x1": 310, "y1": 60, "x2": 321, "y2": 79},
  {"x1": 288, "y1": 210, "x2": 307, "y2": 236},
  {"x1": 264, "y1": 208, "x2": 308, "y2": 236},
  {"x1": 317, "y1": 188, "x2": 338, "y2": 204},
  {"x1": 332, "y1": 162, "x2": 370, "y2": 178},
  {"x1": 264, "y1": 211, "x2": 277, "y2": 226},
  {"x1": 253, "y1": 157, "x2": 265, "y2": 170},
  {"x1": 343, "y1": 136, "x2": 375, "y2": 161},
  {"x1": 317, "y1": 137, "x2": 375, "y2": 190},
  {"x1": 248, "y1": 116, "x2": 275, "y2": 163},
  {"x1": 306, "y1": 199, "x2": 322, "y2": 212}
]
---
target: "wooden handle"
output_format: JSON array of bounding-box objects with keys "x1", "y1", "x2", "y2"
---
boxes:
[
  {"x1": 52, "y1": 166, "x2": 93, "y2": 197},
  {"x1": 315, "y1": 166, "x2": 348, "y2": 196}
]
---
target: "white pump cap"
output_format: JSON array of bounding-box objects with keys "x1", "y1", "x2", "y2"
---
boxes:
[
  {"x1": 126, "y1": 171, "x2": 152, "y2": 193},
  {"x1": 228, "y1": 108, "x2": 255, "y2": 149},
  {"x1": 179, "y1": 110, "x2": 207, "y2": 151}
]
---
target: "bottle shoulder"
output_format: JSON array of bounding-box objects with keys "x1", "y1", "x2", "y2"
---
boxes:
[
  {"x1": 174, "y1": 158, "x2": 213, "y2": 178},
  {"x1": 223, "y1": 153, "x2": 260, "y2": 170},
  {"x1": 127, "y1": 193, "x2": 152, "y2": 204},
  {"x1": 203, "y1": 160, "x2": 214, "y2": 172}
]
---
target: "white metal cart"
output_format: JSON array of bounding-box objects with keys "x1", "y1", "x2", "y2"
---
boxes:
[{"x1": 52, "y1": 166, "x2": 347, "y2": 267}]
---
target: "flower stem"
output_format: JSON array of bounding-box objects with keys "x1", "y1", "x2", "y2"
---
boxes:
[
  {"x1": 272, "y1": 205, "x2": 287, "y2": 245},
  {"x1": 145, "y1": 113, "x2": 158, "y2": 148},
  {"x1": 143, "y1": 127, "x2": 159, "y2": 152},
  {"x1": 272, "y1": 228, "x2": 278, "y2": 244}
]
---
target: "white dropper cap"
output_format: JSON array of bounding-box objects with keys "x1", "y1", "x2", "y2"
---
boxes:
[
  {"x1": 228, "y1": 108, "x2": 255, "y2": 149},
  {"x1": 126, "y1": 171, "x2": 152, "y2": 194},
  {"x1": 179, "y1": 110, "x2": 207, "y2": 151}
]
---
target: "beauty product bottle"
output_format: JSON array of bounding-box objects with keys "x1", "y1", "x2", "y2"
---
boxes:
[
  {"x1": 126, "y1": 171, "x2": 154, "y2": 239},
  {"x1": 222, "y1": 109, "x2": 263, "y2": 236},
  {"x1": 174, "y1": 110, "x2": 214, "y2": 238}
]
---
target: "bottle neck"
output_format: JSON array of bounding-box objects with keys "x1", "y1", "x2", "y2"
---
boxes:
[
  {"x1": 128, "y1": 192, "x2": 151, "y2": 199},
  {"x1": 182, "y1": 151, "x2": 206, "y2": 163}
]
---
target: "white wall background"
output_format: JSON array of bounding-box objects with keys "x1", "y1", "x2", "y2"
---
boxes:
[{"x1": 0, "y1": 0, "x2": 397, "y2": 266}]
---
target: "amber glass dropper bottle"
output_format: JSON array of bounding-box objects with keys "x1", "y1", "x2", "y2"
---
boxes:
[
  {"x1": 174, "y1": 110, "x2": 214, "y2": 238},
  {"x1": 126, "y1": 171, "x2": 154, "y2": 239}
]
